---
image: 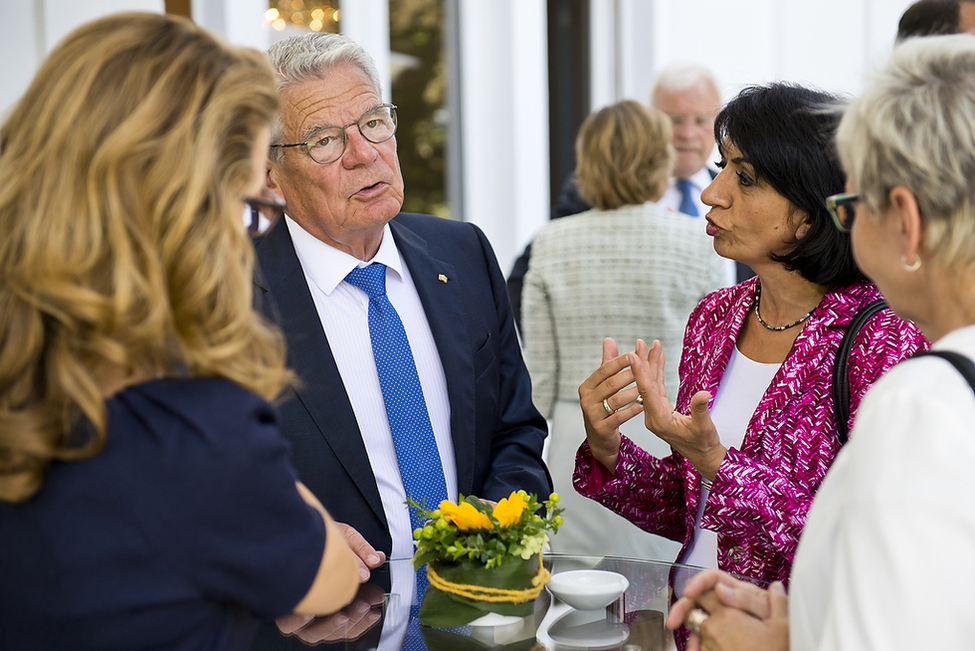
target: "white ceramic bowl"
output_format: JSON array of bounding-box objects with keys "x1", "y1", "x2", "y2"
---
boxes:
[{"x1": 546, "y1": 569, "x2": 629, "y2": 610}]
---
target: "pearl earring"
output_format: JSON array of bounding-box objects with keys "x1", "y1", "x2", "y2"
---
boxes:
[{"x1": 900, "y1": 254, "x2": 921, "y2": 272}]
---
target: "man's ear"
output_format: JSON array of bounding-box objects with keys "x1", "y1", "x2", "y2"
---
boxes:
[
  {"x1": 266, "y1": 161, "x2": 280, "y2": 193},
  {"x1": 888, "y1": 186, "x2": 924, "y2": 260}
]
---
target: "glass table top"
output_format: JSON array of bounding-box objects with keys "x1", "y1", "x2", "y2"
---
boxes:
[{"x1": 258, "y1": 553, "x2": 762, "y2": 651}]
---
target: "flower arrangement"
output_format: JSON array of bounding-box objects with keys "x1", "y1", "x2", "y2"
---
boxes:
[{"x1": 408, "y1": 491, "x2": 564, "y2": 627}]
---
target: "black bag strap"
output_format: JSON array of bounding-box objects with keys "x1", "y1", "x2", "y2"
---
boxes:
[
  {"x1": 911, "y1": 351, "x2": 975, "y2": 396},
  {"x1": 832, "y1": 299, "x2": 888, "y2": 446}
]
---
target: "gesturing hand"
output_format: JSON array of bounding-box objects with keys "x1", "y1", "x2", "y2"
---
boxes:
[
  {"x1": 578, "y1": 338, "x2": 645, "y2": 473},
  {"x1": 628, "y1": 339, "x2": 727, "y2": 480}
]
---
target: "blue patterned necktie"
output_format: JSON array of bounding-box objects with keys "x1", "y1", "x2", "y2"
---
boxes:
[
  {"x1": 344, "y1": 263, "x2": 448, "y2": 531},
  {"x1": 676, "y1": 178, "x2": 699, "y2": 216}
]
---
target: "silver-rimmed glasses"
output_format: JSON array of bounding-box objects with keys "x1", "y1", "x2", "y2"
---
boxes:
[
  {"x1": 270, "y1": 103, "x2": 398, "y2": 165},
  {"x1": 242, "y1": 193, "x2": 286, "y2": 237},
  {"x1": 826, "y1": 192, "x2": 859, "y2": 233}
]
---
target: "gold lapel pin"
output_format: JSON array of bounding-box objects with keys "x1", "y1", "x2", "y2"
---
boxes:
[{"x1": 438, "y1": 274, "x2": 448, "y2": 283}]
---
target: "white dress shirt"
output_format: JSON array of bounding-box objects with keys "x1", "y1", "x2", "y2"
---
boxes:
[
  {"x1": 657, "y1": 168, "x2": 736, "y2": 286},
  {"x1": 286, "y1": 216, "x2": 458, "y2": 563},
  {"x1": 657, "y1": 168, "x2": 715, "y2": 218},
  {"x1": 681, "y1": 345, "x2": 780, "y2": 569}
]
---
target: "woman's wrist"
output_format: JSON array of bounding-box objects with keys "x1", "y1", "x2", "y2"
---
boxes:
[
  {"x1": 694, "y1": 445, "x2": 727, "y2": 483},
  {"x1": 586, "y1": 432, "x2": 622, "y2": 476},
  {"x1": 592, "y1": 449, "x2": 620, "y2": 476}
]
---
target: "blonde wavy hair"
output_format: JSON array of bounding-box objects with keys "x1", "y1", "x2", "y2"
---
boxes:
[
  {"x1": 575, "y1": 100, "x2": 675, "y2": 211},
  {"x1": 0, "y1": 12, "x2": 292, "y2": 503}
]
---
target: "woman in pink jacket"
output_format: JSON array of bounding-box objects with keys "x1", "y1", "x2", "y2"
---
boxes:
[{"x1": 574, "y1": 84, "x2": 928, "y2": 585}]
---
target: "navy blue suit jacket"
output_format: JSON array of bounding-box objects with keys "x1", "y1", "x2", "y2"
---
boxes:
[{"x1": 254, "y1": 213, "x2": 552, "y2": 557}]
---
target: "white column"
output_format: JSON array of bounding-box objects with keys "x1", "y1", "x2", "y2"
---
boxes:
[
  {"x1": 192, "y1": 0, "x2": 266, "y2": 48},
  {"x1": 1, "y1": 0, "x2": 43, "y2": 120},
  {"x1": 339, "y1": 0, "x2": 392, "y2": 103},
  {"x1": 615, "y1": 0, "x2": 657, "y2": 102},
  {"x1": 457, "y1": 1, "x2": 549, "y2": 275},
  {"x1": 589, "y1": 0, "x2": 657, "y2": 108},
  {"x1": 589, "y1": 0, "x2": 618, "y2": 109},
  {"x1": 1, "y1": 0, "x2": 164, "y2": 120}
]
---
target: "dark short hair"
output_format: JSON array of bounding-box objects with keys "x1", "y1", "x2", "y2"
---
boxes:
[
  {"x1": 897, "y1": 0, "x2": 963, "y2": 42},
  {"x1": 714, "y1": 83, "x2": 863, "y2": 287}
]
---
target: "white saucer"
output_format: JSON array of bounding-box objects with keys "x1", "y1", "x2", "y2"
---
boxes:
[{"x1": 546, "y1": 569, "x2": 630, "y2": 611}]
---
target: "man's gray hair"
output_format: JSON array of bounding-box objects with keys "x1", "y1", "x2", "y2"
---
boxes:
[
  {"x1": 650, "y1": 62, "x2": 721, "y2": 104},
  {"x1": 837, "y1": 33, "x2": 975, "y2": 269},
  {"x1": 266, "y1": 33, "x2": 383, "y2": 160}
]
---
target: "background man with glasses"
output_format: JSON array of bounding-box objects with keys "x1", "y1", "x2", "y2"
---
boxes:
[{"x1": 252, "y1": 31, "x2": 551, "y2": 648}]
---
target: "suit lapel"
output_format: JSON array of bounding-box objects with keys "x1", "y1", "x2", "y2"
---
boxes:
[
  {"x1": 390, "y1": 219, "x2": 476, "y2": 496},
  {"x1": 255, "y1": 224, "x2": 386, "y2": 524}
]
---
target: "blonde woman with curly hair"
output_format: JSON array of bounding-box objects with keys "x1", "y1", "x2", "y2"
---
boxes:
[
  {"x1": 522, "y1": 100, "x2": 727, "y2": 559},
  {"x1": 0, "y1": 12, "x2": 357, "y2": 650}
]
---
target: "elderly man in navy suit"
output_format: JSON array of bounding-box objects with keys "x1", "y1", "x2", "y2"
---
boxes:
[{"x1": 251, "y1": 32, "x2": 551, "y2": 647}]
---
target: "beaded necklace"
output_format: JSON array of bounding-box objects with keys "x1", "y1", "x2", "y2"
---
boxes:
[{"x1": 753, "y1": 283, "x2": 814, "y2": 331}]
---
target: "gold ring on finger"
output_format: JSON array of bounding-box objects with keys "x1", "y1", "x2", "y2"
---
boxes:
[
  {"x1": 686, "y1": 607, "x2": 709, "y2": 636},
  {"x1": 636, "y1": 395, "x2": 644, "y2": 405},
  {"x1": 602, "y1": 399, "x2": 613, "y2": 415}
]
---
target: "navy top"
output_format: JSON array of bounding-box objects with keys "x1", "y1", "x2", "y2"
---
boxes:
[{"x1": 0, "y1": 377, "x2": 326, "y2": 650}]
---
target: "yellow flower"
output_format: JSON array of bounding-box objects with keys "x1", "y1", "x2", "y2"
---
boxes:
[
  {"x1": 493, "y1": 491, "x2": 528, "y2": 528},
  {"x1": 440, "y1": 499, "x2": 494, "y2": 531}
]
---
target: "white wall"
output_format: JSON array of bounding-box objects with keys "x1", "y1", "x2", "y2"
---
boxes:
[
  {"x1": 591, "y1": 0, "x2": 915, "y2": 109},
  {"x1": 456, "y1": 1, "x2": 550, "y2": 275},
  {"x1": 0, "y1": 0, "x2": 164, "y2": 123},
  {"x1": 193, "y1": 0, "x2": 266, "y2": 48}
]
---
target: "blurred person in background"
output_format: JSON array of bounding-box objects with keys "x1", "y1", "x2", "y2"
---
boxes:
[
  {"x1": 508, "y1": 63, "x2": 749, "y2": 332},
  {"x1": 0, "y1": 13, "x2": 358, "y2": 651},
  {"x1": 896, "y1": 0, "x2": 975, "y2": 41},
  {"x1": 522, "y1": 99, "x2": 726, "y2": 559}
]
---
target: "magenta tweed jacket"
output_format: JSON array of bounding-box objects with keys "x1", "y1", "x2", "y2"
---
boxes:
[{"x1": 573, "y1": 277, "x2": 928, "y2": 584}]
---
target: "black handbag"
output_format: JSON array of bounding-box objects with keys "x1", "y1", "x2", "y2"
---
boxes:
[
  {"x1": 832, "y1": 299, "x2": 888, "y2": 445},
  {"x1": 833, "y1": 302, "x2": 975, "y2": 445}
]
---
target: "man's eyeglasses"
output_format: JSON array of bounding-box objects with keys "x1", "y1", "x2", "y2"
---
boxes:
[
  {"x1": 270, "y1": 103, "x2": 398, "y2": 165},
  {"x1": 826, "y1": 193, "x2": 858, "y2": 233},
  {"x1": 242, "y1": 193, "x2": 286, "y2": 236}
]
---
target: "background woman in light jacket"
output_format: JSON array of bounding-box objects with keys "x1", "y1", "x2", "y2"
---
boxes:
[
  {"x1": 523, "y1": 100, "x2": 727, "y2": 558},
  {"x1": 575, "y1": 84, "x2": 927, "y2": 584},
  {"x1": 667, "y1": 34, "x2": 975, "y2": 651}
]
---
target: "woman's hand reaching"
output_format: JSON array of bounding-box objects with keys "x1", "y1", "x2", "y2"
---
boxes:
[
  {"x1": 665, "y1": 569, "x2": 789, "y2": 651},
  {"x1": 578, "y1": 338, "x2": 645, "y2": 474},
  {"x1": 629, "y1": 339, "x2": 727, "y2": 480}
]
